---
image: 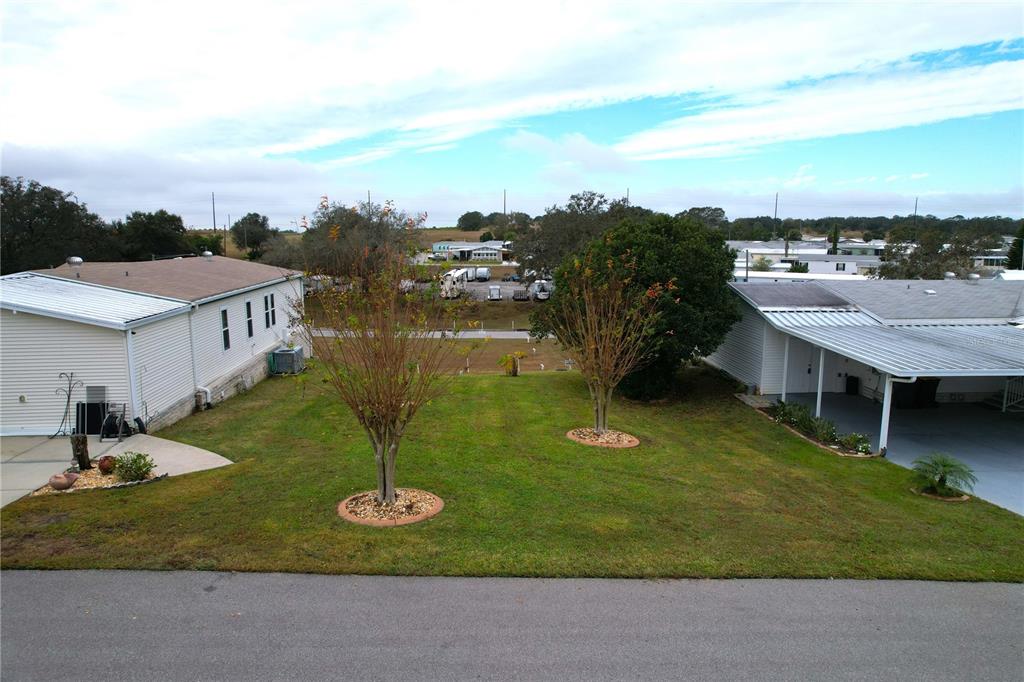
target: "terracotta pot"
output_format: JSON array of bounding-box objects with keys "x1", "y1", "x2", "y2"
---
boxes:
[
  {"x1": 49, "y1": 472, "x2": 79, "y2": 490},
  {"x1": 96, "y1": 456, "x2": 116, "y2": 475}
]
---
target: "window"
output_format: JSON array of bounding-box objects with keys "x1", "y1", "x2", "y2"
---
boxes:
[
  {"x1": 835, "y1": 263, "x2": 846, "y2": 272},
  {"x1": 270, "y1": 294, "x2": 276, "y2": 326},
  {"x1": 221, "y1": 309, "x2": 230, "y2": 350},
  {"x1": 245, "y1": 301, "x2": 254, "y2": 338},
  {"x1": 264, "y1": 295, "x2": 271, "y2": 328}
]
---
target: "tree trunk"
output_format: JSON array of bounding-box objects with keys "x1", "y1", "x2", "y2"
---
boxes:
[
  {"x1": 374, "y1": 444, "x2": 387, "y2": 503},
  {"x1": 593, "y1": 387, "x2": 613, "y2": 434},
  {"x1": 383, "y1": 441, "x2": 398, "y2": 505},
  {"x1": 70, "y1": 433, "x2": 91, "y2": 470}
]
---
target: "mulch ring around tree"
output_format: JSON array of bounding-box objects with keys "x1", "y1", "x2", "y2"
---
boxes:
[
  {"x1": 911, "y1": 488, "x2": 971, "y2": 503},
  {"x1": 566, "y1": 428, "x2": 640, "y2": 448},
  {"x1": 337, "y1": 488, "x2": 444, "y2": 527},
  {"x1": 30, "y1": 468, "x2": 164, "y2": 497}
]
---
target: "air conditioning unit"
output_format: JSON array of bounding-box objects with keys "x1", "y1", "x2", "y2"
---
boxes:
[{"x1": 269, "y1": 347, "x2": 305, "y2": 375}]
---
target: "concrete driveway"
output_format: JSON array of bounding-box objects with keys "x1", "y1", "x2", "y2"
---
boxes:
[
  {"x1": 0, "y1": 434, "x2": 230, "y2": 507},
  {"x1": 787, "y1": 393, "x2": 1024, "y2": 515},
  {"x1": 2, "y1": 572, "x2": 1021, "y2": 681}
]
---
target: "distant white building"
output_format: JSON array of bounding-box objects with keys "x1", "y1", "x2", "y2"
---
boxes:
[
  {"x1": 431, "y1": 240, "x2": 511, "y2": 262},
  {"x1": 0, "y1": 257, "x2": 304, "y2": 435}
]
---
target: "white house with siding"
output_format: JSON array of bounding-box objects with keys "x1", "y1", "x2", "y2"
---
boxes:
[
  {"x1": 0, "y1": 257, "x2": 303, "y2": 435},
  {"x1": 706, "y1": 279, "x2": 1024, "y2": 452}
]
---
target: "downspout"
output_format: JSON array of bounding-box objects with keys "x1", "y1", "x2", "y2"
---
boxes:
[
  {"x1": 878, "y1": 374, "x2": 916, "y2": 457},
  {"x1": 125, "y1": 329, "x2": 141, "y2": 423}
]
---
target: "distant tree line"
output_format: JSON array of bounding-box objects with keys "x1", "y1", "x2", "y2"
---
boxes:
[
  {"x1": 455, "y1": 210, "x2": 532, "y2": 241},
  {"x1": 1, "y1": 176, "x2": 228, "y2": 275}
]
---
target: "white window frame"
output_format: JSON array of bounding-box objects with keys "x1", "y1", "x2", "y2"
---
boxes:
[
  {"x1": 220, "y1": 307, "x2": 231, "y2": 350},
  {"x1": 245, "y1": 300, "x2": 254, "y2": 338},
  {"x1": 264, "y1": 294, "x2": 272, "y2": 328},
  {"x1": 835, "y1": 263, "x2": 846, "y2": 272}
]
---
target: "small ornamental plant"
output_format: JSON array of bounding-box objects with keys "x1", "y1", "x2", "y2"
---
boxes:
[
  {"x1": 113, "y1": 451, "x2": 155, "y2": 482},
  {"x1": 912, "y1": 452, "x2": 977, "y2": 498},
  {"x1": 498, "y1": 351, "x2": 527, "y2": 376},
  {"x1": 839, "y1": 433, "x2": 872, "y2": 455}
]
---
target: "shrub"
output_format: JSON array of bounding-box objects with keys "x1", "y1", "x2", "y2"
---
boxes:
[
  {"x1": 912, "y1": 452, "x2": 977, "y2": 497},
  {"x1": 839, "y1": 432, "x2": 872, "y2": 454},
  {"x1": 808, "y1": 416, "x2": 838, "y2": 444},
  {"x1": 768, "y1": 401, "x2": 809, "y2": 427},
  {"x1": 113, "y1": 451, "x2": 155, "y2": 482}
]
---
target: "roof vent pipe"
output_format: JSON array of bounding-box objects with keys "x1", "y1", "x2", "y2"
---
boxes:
[
  {"x1": 66, "y1": 256, "x2": 83, "y2": 278},
  {"x1": 966, "y1": 273, "x2": 981, "y2": 284},
  {"x1": 202, "y1": 251, "x2": 213, "y2": 261},
  {"x1": 943, "y1": 271, "x2": 956, "y2": 280}
]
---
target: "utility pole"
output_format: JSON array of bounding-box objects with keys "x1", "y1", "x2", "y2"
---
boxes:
[
  {"x1": 773, "y1": 192, "x2": 779, "y2": 241},
  {"x1": 626, "y1": 187, "x2": 630, "y2": 205},
  {"x1": 912, "y1": 197, "x2": 919, "y2": 233},
  {"x1": 503, "y1": 189, "x2": 507, "y2": 217},
  {"x1": 211, "y1": 192, "x2": 218, "y2": 251}
]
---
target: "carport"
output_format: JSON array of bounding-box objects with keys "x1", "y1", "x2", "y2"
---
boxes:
[
  {"x1": 775, "y1": 321, "x2": 1024, "y2": 452},
  {"x1": 772, "y1": 320, "x2": 1023, "y2": 514}
]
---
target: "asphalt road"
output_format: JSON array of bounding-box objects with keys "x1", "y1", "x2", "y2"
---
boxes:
[{"x1": 2, "y1": 572, "x2": 1021, "y2": 681}]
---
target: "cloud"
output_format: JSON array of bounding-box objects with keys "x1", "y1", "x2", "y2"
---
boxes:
[
  {"x1": 614, "y1": 61, "x2": 1024, "y2": 160},
  {"x1": 506, "y1": 131, "x2": 631, "y2": 174},
  {"x1": 2, "y1": 2, "x2": 1021, "y2": 158}
]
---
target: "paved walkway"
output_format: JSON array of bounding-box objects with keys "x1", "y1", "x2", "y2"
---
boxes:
[
  {"x1": 0, "y1": 434, "x2": 230, "y2": 507},
  {"x1": 1, "y1": 572, "x2": 1020, "y2": 681},
  {"x1": 314, "y1": 328, "x2": 540, "y2": 339}
]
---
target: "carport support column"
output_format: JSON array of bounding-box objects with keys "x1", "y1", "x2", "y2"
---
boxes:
[
  {"x1": 878, "y1": 374, "x2": 893, "y2": 456},
  {"x1": 815, "y1": 347, "x2": 825, "y2": 417},
  {"x1": 780, "y1": 336, "x2": 790, "y2": 402}
]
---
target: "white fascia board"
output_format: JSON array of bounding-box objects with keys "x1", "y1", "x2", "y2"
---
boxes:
[{"x1": 192, "y1": 274, "x2": 303, "y2": 306}]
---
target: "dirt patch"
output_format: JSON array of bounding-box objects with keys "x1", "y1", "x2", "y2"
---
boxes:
[
  {"x1": 566, "y1": 428, "x2": 640, "y2": 448},
  {"x1": 337, "y1": 488, "x2": 444, "y2": 527}
]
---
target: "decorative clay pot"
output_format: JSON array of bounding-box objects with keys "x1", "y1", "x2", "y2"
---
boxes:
[{"x1": 96, "y1": 456, "x2": 116, "y2": 475}]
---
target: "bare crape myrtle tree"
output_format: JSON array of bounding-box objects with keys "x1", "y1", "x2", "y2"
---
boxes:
[
  {"x1": 544, "y1": 245, "x2": 664, "y2": 435},
  {"x1": 297, "y1": 246, "x2": 472, "y2": 505}
]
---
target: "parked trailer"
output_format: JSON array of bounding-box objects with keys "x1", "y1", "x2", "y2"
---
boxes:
[
  {"x1": 441, "y1": 268, "x2": 469, "y2": 299},
  {"x1": 512, "y1": 288, "x2": 530, "y2": 301},
  {"x1": 487, "y1": 285, "x2": 502, "y2": 301},
  {"x1": 476, "y1": 267, "x2": 491, "y2": 281}
]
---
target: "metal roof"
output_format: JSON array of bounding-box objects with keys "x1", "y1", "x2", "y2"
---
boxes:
[
  {"x1": 0, "y1": 273, "x2": 190, "y2": 330},
  {"x1": 762, "y1": 310, "x2": 878, "y2": 328},
  {"x1": 730, "y1": 281, "x2": 852, "y2": 308},
  {"x1": 780, "y1": 323, "x2": 1024, "y2": 377},
  {"x1": 818, "y1": 279, "x2": 1024, "y2": 324}
]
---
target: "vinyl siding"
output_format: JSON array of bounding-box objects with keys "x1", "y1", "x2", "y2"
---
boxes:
[
  {"x1": 705, "y1": 303, "x2": 765, "y2": 389},
  {"x1": 193, "y1": 279, "x2": 304, "y2": 388},
  {"x1": 132, "y1": 314, "x2": 194, "y2": 425},
  {"x1": 0, "y1": 309, "x2": 131, "y2": 435}
]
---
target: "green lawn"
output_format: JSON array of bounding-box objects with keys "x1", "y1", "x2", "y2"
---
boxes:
[{"x1": 3, "y1": 367, "x2": 1021, "y2": 580}]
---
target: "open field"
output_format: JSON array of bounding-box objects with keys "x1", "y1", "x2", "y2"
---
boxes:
[
  {"x1": 413, "y1": 227, "x2": 484, "y2": 248},
  {"x1": 2, "y1": 367, "x2": 1021, "y2": 580}
]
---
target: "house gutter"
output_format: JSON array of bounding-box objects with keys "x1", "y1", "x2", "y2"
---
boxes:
[{"x1": 191, "y1": 273, "x2": 303, "y2": 307}]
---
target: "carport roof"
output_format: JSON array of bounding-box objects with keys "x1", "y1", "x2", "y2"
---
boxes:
[
  {"x1": 0, "y1": 273, "x2": 190, "y2": 330},
  {"x1": 779, "y1": 323, "x2": 1024, "y2": 377}
]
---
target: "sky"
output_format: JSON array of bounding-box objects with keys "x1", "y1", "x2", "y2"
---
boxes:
[{"x1": 2, "y1": 1, "x2": 1023, "y2": 229}]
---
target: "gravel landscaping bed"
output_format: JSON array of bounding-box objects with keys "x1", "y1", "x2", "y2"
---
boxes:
[
  {"x1": 338, "y1": 488, "x2": 444, "y2": 526},
  {"x1": 567, "y1": 428, "x2": 640, "y2": 448},
  {"x1": 30, "y1": 468, "x2": 161, "y2": 496}
]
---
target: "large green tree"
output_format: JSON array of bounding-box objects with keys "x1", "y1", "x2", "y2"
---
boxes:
[
  {"x1": 601, "y1": 215, "x2": 740, "y2": 400},
  {"x1": 456, "y1": 210, "x2": 483, "y2": 231},
  {"x1": 0, "y1": 176, "x2": 118, "y2": 274},
  {"x1": 230, "y1": 213, "x2": 275, "y2": 260},
  {"x1": 116, "y1": 210, "x2": 191, "y2": 260},
  {"x1": 877, "y1": 227, "x2": 999, "y2": 279},
  {"x1": 302, "y1": 199, "x2": 419, "y2": 276},
  {"x1": 1007, "y1": 224, "x2": 1023, "y2": 270},
  {"x1": 515, "y1": 191, "x2": 653, "y2": 276}
]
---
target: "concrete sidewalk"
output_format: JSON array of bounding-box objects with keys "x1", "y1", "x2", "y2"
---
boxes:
[
  {"x1": 2, "y1": 572, "x2": 1021, "y2": 681},
  {"x1": 0, "y1": 434, "x2": 230, "y2": 507}
]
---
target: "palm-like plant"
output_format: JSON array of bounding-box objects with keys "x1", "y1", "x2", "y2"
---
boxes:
[{"x1": 912, "y1": 452, "x2": 977, "y2": 496}]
